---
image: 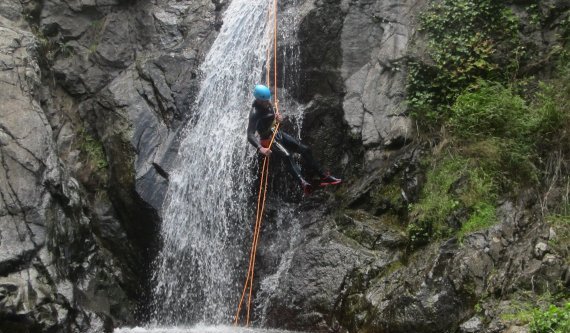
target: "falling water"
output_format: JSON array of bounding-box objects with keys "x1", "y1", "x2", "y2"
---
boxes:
[{"x1": 151, "y1": 0, "x2": 275, "y2": 325}]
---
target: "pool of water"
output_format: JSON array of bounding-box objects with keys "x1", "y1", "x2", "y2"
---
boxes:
[{"x1": 114, "y1": 325, "x2": 298, "y2": 333}]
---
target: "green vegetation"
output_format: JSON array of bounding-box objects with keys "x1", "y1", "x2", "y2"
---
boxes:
[
  {"x1": 404, "y1": 0, "x2": 570, "y2": 247},
  {"x1": 545, "y1": 214, "x2": 570, "y2": 263},
  {"x1": 457, "y1": 202, "x2": 496, "y2": 240},
  {"x1": 79, "y1": 129, "x2": 108, "y2": 171},
  {"x1": 449, "y1": 81, "x2": 546, "y2": 188},
  {"x1": 408, "y1": 156, "x2": 497, "y2": 247},
  {"x1": 407, "y1": 72, "x2": 570, "y2": 245},
  {"x1": 495, "y1": 287, "x2": 570, "y2": 333},
  {"x1": 89, "y1": 42, "x2": 98, "y2": 54},
  {"x1": 408, "y1": 0, "x2": 521, "y2": 127},
  {"x1": 90, "y1": 19, "x2": 104, "y2": 30},
  {"x1": 32, "y1": 28, "x2": 75, "y2": 65},
  {"x1": 530, "y1": 303, "x2": 570, "y2": 333},
  {"x1": 503, "y1": 301, "x2": 570, "y2": 333},
  {"x1": 88, "y1": 19, "x2": 105, "y2": 54}
]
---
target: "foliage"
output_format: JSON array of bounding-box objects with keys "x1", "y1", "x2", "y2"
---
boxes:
[
  {"x1": 545, "y1": 214, "x2": 570, "y2": 262},
  {"x1": 88, "y1": 19, "x2": 105, "y2": 54},
  {"x1": 449, "y1": 81, "x2": 543, "y2": 188},
  {"x1": 529, "y1": 303, "x2": 570, "y2": 333},
  {"x1": 457, "y1": 202, "x2": 496, "y2": 240},
  {"x1": 533, "y1": 61, "x2": 570, "y2": 156},
  {"x1": 449, "y1": 81, "x2": 531, "y2": 140},
  {"x1": 407, "y1": 0, "x2": 521, "y2": 127},
  {"x1": 402, "y1": 1, "x2": 570, "y2": 249},
  {"x1": 500, "y1": 291, "x2": 569, "y2": 329},
  {"x1": 80, "y1": 130, "x2": 108, "y2": 170},
  {"x1": 32, "y1": 27, "x2": 75, "y2": 65},
  {"x1": 408, "y1": 156, "x2": 497, "y2": 247}
]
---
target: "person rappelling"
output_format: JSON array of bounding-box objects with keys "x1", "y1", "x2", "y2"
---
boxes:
[{"x1": 247, "y1": 84, "x2": 342, "y2": 194}]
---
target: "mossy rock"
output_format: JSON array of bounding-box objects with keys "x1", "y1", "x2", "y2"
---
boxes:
[{"x1": 336, "y1": 210, "x2": 407, "y2": 250}]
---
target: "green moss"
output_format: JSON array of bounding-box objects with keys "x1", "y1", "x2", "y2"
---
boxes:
[
  {"x1": 370, "y1": 183, "x2": 401, "y2": 205},
  {"x1": 89, "y1": 42, "x2": 98, "y2": 54},
  {"x1": 90, "y1": 19, "x2": 104, "y2": 30},
  {"x1": 408, "y1": 155, "x2": 497, "y2": 247},
  {"x1": 79, "y1": 129, "x2": 108, "y2": 170},
  {"x1": 336, "y1": 210, "x2": 404, "y2": 249},
  {"x1": 383, "y1": 260, "x2": 403, "y2": 276},
  {"x1": 458, "y1": 202, "x2": 497, "y2": 240}
]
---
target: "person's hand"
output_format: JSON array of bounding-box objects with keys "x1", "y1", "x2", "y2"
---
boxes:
[
  {"x1": 258, "y1": 147, "x2": 272, "y2": 156},
  {"x1": 275, "y1": 112, "x2": 283, "y2": 122}
]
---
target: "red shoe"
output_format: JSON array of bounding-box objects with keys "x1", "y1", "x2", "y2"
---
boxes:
[
  {"x1": 320, "y1": 173, "x2": 342, "y2": 186},
  {"x1": 301, "y1": 179, "x2": 313, "y2": 195}
]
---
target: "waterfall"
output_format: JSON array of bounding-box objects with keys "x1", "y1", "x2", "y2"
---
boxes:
[{"x1": 151, "y1": 0, "x2": 274, "y2": 325}]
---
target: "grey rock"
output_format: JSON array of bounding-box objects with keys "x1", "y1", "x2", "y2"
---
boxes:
[
  {"x1": 92, "y1": 13, "x2": 135, "y2": 69},
  {"x1": 341, "y1": 0, "x2": 417, "y2": 153},
  {"x1": 549, "y1": 227, "x2": 557, "y2": 240},
  {"x1": 40, "y1": 1, "x2": 93, "y2": 38},
  {"x1": 534, "y1": 242, "x2": 548, "y2": 259},
  {"x1": 259, "y1": 206, "x2": 378, "y2": 331},
  {"x1": 0, "y1": 2, "x2": 51, "y2": 277},
  {"x1": 505, "y1": 325, "x2": 529, "y2": 333},
  {"x1": 0, "y1": 0, "x2": 22, "y2": 22},
  {"x1": 460, "y1": 316, "x2": 483, "y2": 333},
  {"x1": 1, "y1": 0, "x2": 137, "y2": 331}
]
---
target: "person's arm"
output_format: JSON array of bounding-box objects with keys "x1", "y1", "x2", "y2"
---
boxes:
[
  {"x1": 247, "y1": 109, "x2": 262, "y2": 149},
  {"x1": 247, "y1": 108, "x2": 272, "y2": 156}
]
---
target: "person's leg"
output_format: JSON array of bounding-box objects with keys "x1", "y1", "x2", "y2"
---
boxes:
[
  {"x1": 268, "y1": 136, "x2": 303, "y2": 182},
  {"x1": 280, "y1": 132, "x2": 342, "y2": 186},
  {"x1": 279, "y1": 132, "x2": 325, "y2": 177},
  {"x1": 271, "y1": 135, "x2": 312, "y2": 193}
]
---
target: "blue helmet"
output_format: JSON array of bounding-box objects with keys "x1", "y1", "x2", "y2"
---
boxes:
[{"x1": 253, "y1": 84, "x2": 271, "y2": 101}]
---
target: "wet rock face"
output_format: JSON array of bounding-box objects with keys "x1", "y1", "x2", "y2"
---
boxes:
[
  {"x1": 256, "y1": 0, "x2": 569, "y2": 332},
  {"x1": 38, "y1": 0, "x2": 222, "y2": 216},
  {"x1": 260, "y1": 193, "x2": 568, "y2": 332},
  {"x1": 2, "y1": 0, "x2": 569, "y2": 332},
  {"x1": 340, "y1": 0, "x2": 418, "y2": 153},
  {"x1": 0, "y1": 1, "x2": 131, "y2": 331},
  {"x1": 296, "y1": 0, "x2": 421, "y2": 172},
  {"x1": 1, "y1": 0, "x2": 223, "y2": 331}
]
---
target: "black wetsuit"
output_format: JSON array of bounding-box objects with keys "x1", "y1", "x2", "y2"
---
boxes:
[{"x1": 247, "y1": 100, "x2": 324, "y2": 182}]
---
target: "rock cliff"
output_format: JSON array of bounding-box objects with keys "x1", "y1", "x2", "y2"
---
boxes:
[
  {"x1": 1, "y1": 0, "x2": 223, "y2": 331},
  {"x1": 1, "y1": 0, "x2": 568, "y2": 332}
]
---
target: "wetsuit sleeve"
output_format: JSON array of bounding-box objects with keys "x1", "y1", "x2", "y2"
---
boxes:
[{"x1": 247, "y1": 108, "x2": 261, "y2": 149}]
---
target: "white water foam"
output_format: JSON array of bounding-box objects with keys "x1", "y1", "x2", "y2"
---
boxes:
[
  {"x1": 148, "y1": 0, "x2": 304, "y2": 328},
  {"x1": 151, "y1": 0, "x2": 274, "y2": 325},
  {"x1": 114, "y1": 325, "x2": 297, "y2": 333}
]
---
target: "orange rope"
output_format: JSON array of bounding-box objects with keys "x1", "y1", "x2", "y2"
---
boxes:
[
  {"x1": 233, "y1": 157, "x2": 268, "y2": 323},
  {"x1": 246, "y1": 157, "x2": 270, "y2": 324},
  {"x1": 234, "y1": 0, "x2": 280, "y2": 326}
]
